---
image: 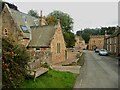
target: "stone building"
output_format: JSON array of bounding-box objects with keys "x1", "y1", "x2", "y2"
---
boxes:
[
  {"x1": 1, "y1": 3, "x2": 67, "y2": 68},
  {"x1": 105, "y1": 26, "x2": 120, "y2": 56},
  {"x1": 75, "y1": 35, "x2": 86, "y2": 50},
  {"x1": 88, "y1": 35, "x2": 104, "y2": 50}
]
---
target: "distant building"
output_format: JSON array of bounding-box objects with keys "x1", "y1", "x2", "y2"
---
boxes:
[
  {"x1": 75, "y1": 35, "x2": 86, "y2": 50},
  {"x1": 105, "y1": 26, "x2": 120, "y2": 56},
  {"x1": 88, "y1": 35, "x2": 104, "y2": 50}
]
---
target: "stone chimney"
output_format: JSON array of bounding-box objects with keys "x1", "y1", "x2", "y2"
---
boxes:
[
  {"x1": 40, "y1": 10, "x2": 42, "y2": 18},
  {"x1": 39, "y1": 10, "x2": 48, "y2": 26}
]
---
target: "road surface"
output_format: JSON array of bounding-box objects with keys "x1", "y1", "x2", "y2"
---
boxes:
[{"x1": 74, "y1": 50, "x2": 118, "y2": 88}]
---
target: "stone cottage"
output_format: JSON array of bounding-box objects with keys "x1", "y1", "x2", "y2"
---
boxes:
[
  {"x1": 88, "y1": 35, "x2": 104, "y2": 50},
  {"x1": 75, "y1": 35, "x2": 86, "y2": 50},
  {"x1": 1, "y1": 3, "x2": 67, "y2": 69},
  {"x1": 28, "y1": 20, "x2": 66, "y2": 65}
]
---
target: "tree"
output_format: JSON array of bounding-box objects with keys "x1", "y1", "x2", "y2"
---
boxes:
[
  {"x1": 46, "y1": 10, "x2": 75, "y2": 47},
  {"x1": 46, "y1": 10, "x2": 73, "y2": 32},
  {"x1": 28, "y1": 9, "x2": 39, "y2": 18},
  {"x1": 63, "y1": 32, "x2": 75, "y2": 48},
  {"x1": 2, "y1": 37, "x2": 30, "y2": 88},
  {"x1": 45, "y1": 16, "x2": 56, "y2": 25}
]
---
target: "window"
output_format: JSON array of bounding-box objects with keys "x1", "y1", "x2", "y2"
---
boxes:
[
  {"x1": 4, "y1": 29, "x2": 8, "y2": 36},
  {"x1": 110, "y1": 38, "x2": 112, "y2": 44},
  {"x1": 22, "y1": 16, "x2": 27, "y2": 22},
  {"x1": 114, "y1": 37, "x2": 116, "y2": 44},
  {"x1": 114, "y1": 45, "x2": 116, "y2": 53},
  {"x1": 57, "y1": 43, "x2": 60, "y2": 53},
  {"x1": 36, "y1": 48, "x2": 40, "y2": 50},
  {"x1": 110, "y1": 45, "x2": 112, "y2": 51},
  {"x1": 20, "y1": 25, "x2": 29, "y2": 33},
  {"x1": 34, "y1": 19, "x2": 39, "y2": 26},
  {"x1": 107, "y1": 45, "x2": 108, "y2": 50},
  {"x1": 107, "y1": 39, "x2": 109, "y2": 44}
]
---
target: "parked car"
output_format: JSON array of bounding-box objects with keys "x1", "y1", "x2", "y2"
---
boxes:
[
  {"x1": 99, "y1": 49, "x2": 108, "y2": 56},
  {"x1": 95, "y1": 48, "x2": 99, "y2": 53}
]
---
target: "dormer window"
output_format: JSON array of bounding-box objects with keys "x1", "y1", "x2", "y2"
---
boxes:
[
  {"x1": 22, "y1": 16, "x2": 27, "y2": 22},
  {"x1": 34, "y1": 19, "x2": 39, "y2": 26}
]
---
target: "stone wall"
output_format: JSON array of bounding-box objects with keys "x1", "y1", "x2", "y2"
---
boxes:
[
  {"x1": 28, "y1": 48, "x2": 52, "y2": 69},
  {"x1": 106, "y1": 35, "x2": 120, "y2": 56},
  {"x1": 75, "y1": 36, "x2": 86, "y2": 50}
]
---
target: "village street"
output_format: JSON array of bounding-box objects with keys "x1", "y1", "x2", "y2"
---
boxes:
[{"x1": 74, "y1": 50, "x2": 119, "y2": 88}]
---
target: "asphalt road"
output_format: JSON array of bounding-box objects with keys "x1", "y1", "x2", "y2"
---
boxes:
[{"x1": 74, "y1": 50, "x2": 119, "y2": 88}]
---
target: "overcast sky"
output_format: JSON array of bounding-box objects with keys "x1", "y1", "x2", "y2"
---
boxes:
[{"x1": 4, "y1": 0, "x2": 118, "y2": 33}]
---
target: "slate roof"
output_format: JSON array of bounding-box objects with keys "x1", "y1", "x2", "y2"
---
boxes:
[
  {"x1": 10, "y1": 8, "x2": 39, "y2": 38},
  {"x1": 10, "y1": 9, "x2": 39, "y2": 26},
  {"x1": 28, "y1": 25, "x2": 56, "y2": 48},
  {"x1": 4, "y1": 5, "x2": 57, "y2": 48}
]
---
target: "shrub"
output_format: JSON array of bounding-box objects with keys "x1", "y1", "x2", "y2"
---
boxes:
[{"x1": 2, "y1": 37, "x2": 30, "y2": 88}]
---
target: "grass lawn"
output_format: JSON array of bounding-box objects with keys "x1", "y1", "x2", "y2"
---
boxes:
[{"x1": 20, "y1": 69, "x2": 78, "y2": 88}]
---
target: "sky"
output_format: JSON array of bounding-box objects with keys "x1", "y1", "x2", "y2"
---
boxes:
[{"x1": 4, "y1": 0, "x2": 118, "y2": 33}]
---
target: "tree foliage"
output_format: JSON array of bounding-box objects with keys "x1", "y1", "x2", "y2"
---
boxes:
[
  {"x1": 46, "y1": 10, "x2": 73, "y2": 32},
  {"x1": 63, "y1": 32, "x2": 75, "y2": 48},
  {"x1": 46, "y1": 10, "x2": 75, "y2": 47},
  {"x1": 76, "y1": 27, "x2": 116, "y2": 43},
  {"x1": 28, "y1": 9, "x2": 39, "y2": 18},
  {"x1": 2, "y1": 37, "x2": 30, "y2": 88}
]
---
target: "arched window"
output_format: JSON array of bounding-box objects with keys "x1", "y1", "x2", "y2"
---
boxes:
[{"x1": 4, "y1": 28, "x2": 8, "y2": 36}]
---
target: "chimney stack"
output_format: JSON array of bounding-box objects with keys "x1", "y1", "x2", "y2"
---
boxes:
[{"x1": 40, "y1": 10, "x2": 42, "y2": 17}]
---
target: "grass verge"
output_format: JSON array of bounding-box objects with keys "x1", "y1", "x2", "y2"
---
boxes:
[{"x1": 20, "y1": 69, "x2": 78, "y2": 88}]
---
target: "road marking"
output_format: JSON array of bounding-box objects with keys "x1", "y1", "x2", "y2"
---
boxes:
[{"x1": 80, "y1": 79, "x2": 83, "y2": 87}]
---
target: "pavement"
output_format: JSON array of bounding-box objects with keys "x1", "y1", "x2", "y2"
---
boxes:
[
  {"x1": 52, "y1": 50, "x2": 81, "y2": 74},
  {"x1": 74, "y1": 50, "x2": 118, "y2": 88}
]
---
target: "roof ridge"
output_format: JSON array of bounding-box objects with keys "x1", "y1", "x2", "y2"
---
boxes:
[{"x1": 10, "y1": 8, "x2": 39, "y2": 19}]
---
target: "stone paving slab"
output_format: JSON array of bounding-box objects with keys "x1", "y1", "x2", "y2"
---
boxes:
[{"x1": 52, "y1": 65, "x2": 81, "y2": 74}]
